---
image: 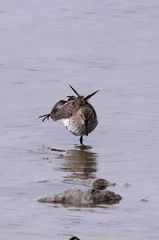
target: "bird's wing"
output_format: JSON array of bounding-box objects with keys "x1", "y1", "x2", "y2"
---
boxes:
[{"x1": 50, "y1": 99, "x2": 77, "y2": 120}]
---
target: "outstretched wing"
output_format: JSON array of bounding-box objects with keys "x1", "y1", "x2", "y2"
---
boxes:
[
  {"x1": 50, "y1": 99, "x2": 77, "y2": 120},
  {"x1": 38, "y1": 100, "x2": 67, "y2": 122},
  {"x1": 38, "y1": 99, "x2": 78, "y2": 122}
]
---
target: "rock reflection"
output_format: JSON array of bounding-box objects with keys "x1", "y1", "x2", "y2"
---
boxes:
[{"x1": 50, "y1": 144, "x2": 97, "y2": 179}]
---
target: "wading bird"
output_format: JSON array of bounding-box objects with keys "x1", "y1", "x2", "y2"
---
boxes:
[{"x1": 39, "y1": 85, "x2": 98, "y2": 145}]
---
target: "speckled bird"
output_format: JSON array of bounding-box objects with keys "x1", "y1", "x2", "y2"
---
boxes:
[{"x1": 39, "y1": 85, "x2": 98, "y2": 145}]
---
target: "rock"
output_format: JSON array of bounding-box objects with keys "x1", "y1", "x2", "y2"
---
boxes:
[
  {"x1": 140, "y1": 198, "x2": 149, "y2": 202},
  {"x1": 38, "y1": 188, "x2": 122, "y2": 207},
  {"x1": 92, "y1": 178, "x2": 111, "y2": 190},
  {"x1": 91, "y1": 189, "x2": 122, "y2": 204},
  {"x1": 124, "y1": 183, "x2": 131, "y2": 188}
]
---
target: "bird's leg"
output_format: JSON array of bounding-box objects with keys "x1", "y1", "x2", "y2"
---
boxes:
[
  {"x1": 80, "y1": 136, "x2": 83, "y2": 145},
  {"x1": 85, "y1": 119, "x2": 89, "y2": 136}
]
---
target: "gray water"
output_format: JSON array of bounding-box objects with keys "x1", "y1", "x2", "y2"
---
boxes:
[{"x1": 0, "y1": 0, "x2": 159, "y2": 239}]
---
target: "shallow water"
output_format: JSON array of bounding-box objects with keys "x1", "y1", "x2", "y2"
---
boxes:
[{"x1": 1, "y1": 0, "x2": 159, "y2": 239}]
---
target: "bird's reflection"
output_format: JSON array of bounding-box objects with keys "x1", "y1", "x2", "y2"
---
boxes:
[{"x1": 49, "y1": 144, "x2": 98, "y2": 179}]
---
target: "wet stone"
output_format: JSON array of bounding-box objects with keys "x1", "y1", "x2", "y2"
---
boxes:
[
  {"x1": 140, "y1": 198, "x2": 149, "y2": 202},
  {"x1": 38, "y1": 188, "x2": 122, "y2": 207}
]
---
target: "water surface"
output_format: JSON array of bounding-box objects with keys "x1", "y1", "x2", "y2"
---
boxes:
[{"x1": 0, "y1": 0, "x2": 159, "y2": 239}]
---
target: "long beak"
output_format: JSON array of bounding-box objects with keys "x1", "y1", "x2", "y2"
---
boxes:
[
  {"x1": 83, "y1": 90, "x2": 99, "y2": 101},
  {"x1": 69, "y1": 85, "x2": 81, "y2": 97}
]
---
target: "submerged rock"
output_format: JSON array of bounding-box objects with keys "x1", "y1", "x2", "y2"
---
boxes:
[
  {"x1": 38, "y1": 188, "x2": 122, "y2": 206},
  {"x1": 140, "y1": 198, "x2": 149, "y2": 202}
]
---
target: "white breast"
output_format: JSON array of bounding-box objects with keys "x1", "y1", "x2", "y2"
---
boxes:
[
  {"x1": 62, "y1": 118, "x2": 70, "y2": 129},
  {"x1": 62, "y1": 118, "x2": 81, "y2": 136}
]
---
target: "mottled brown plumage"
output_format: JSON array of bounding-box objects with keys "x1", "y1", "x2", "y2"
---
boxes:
[{"x1": 39, "y1": 85, "x2": 98, "y2": 144}]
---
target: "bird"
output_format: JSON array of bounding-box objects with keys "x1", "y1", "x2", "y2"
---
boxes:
[{"x1": 39, "y1": 85, "x2": 98, "y2": 145}]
